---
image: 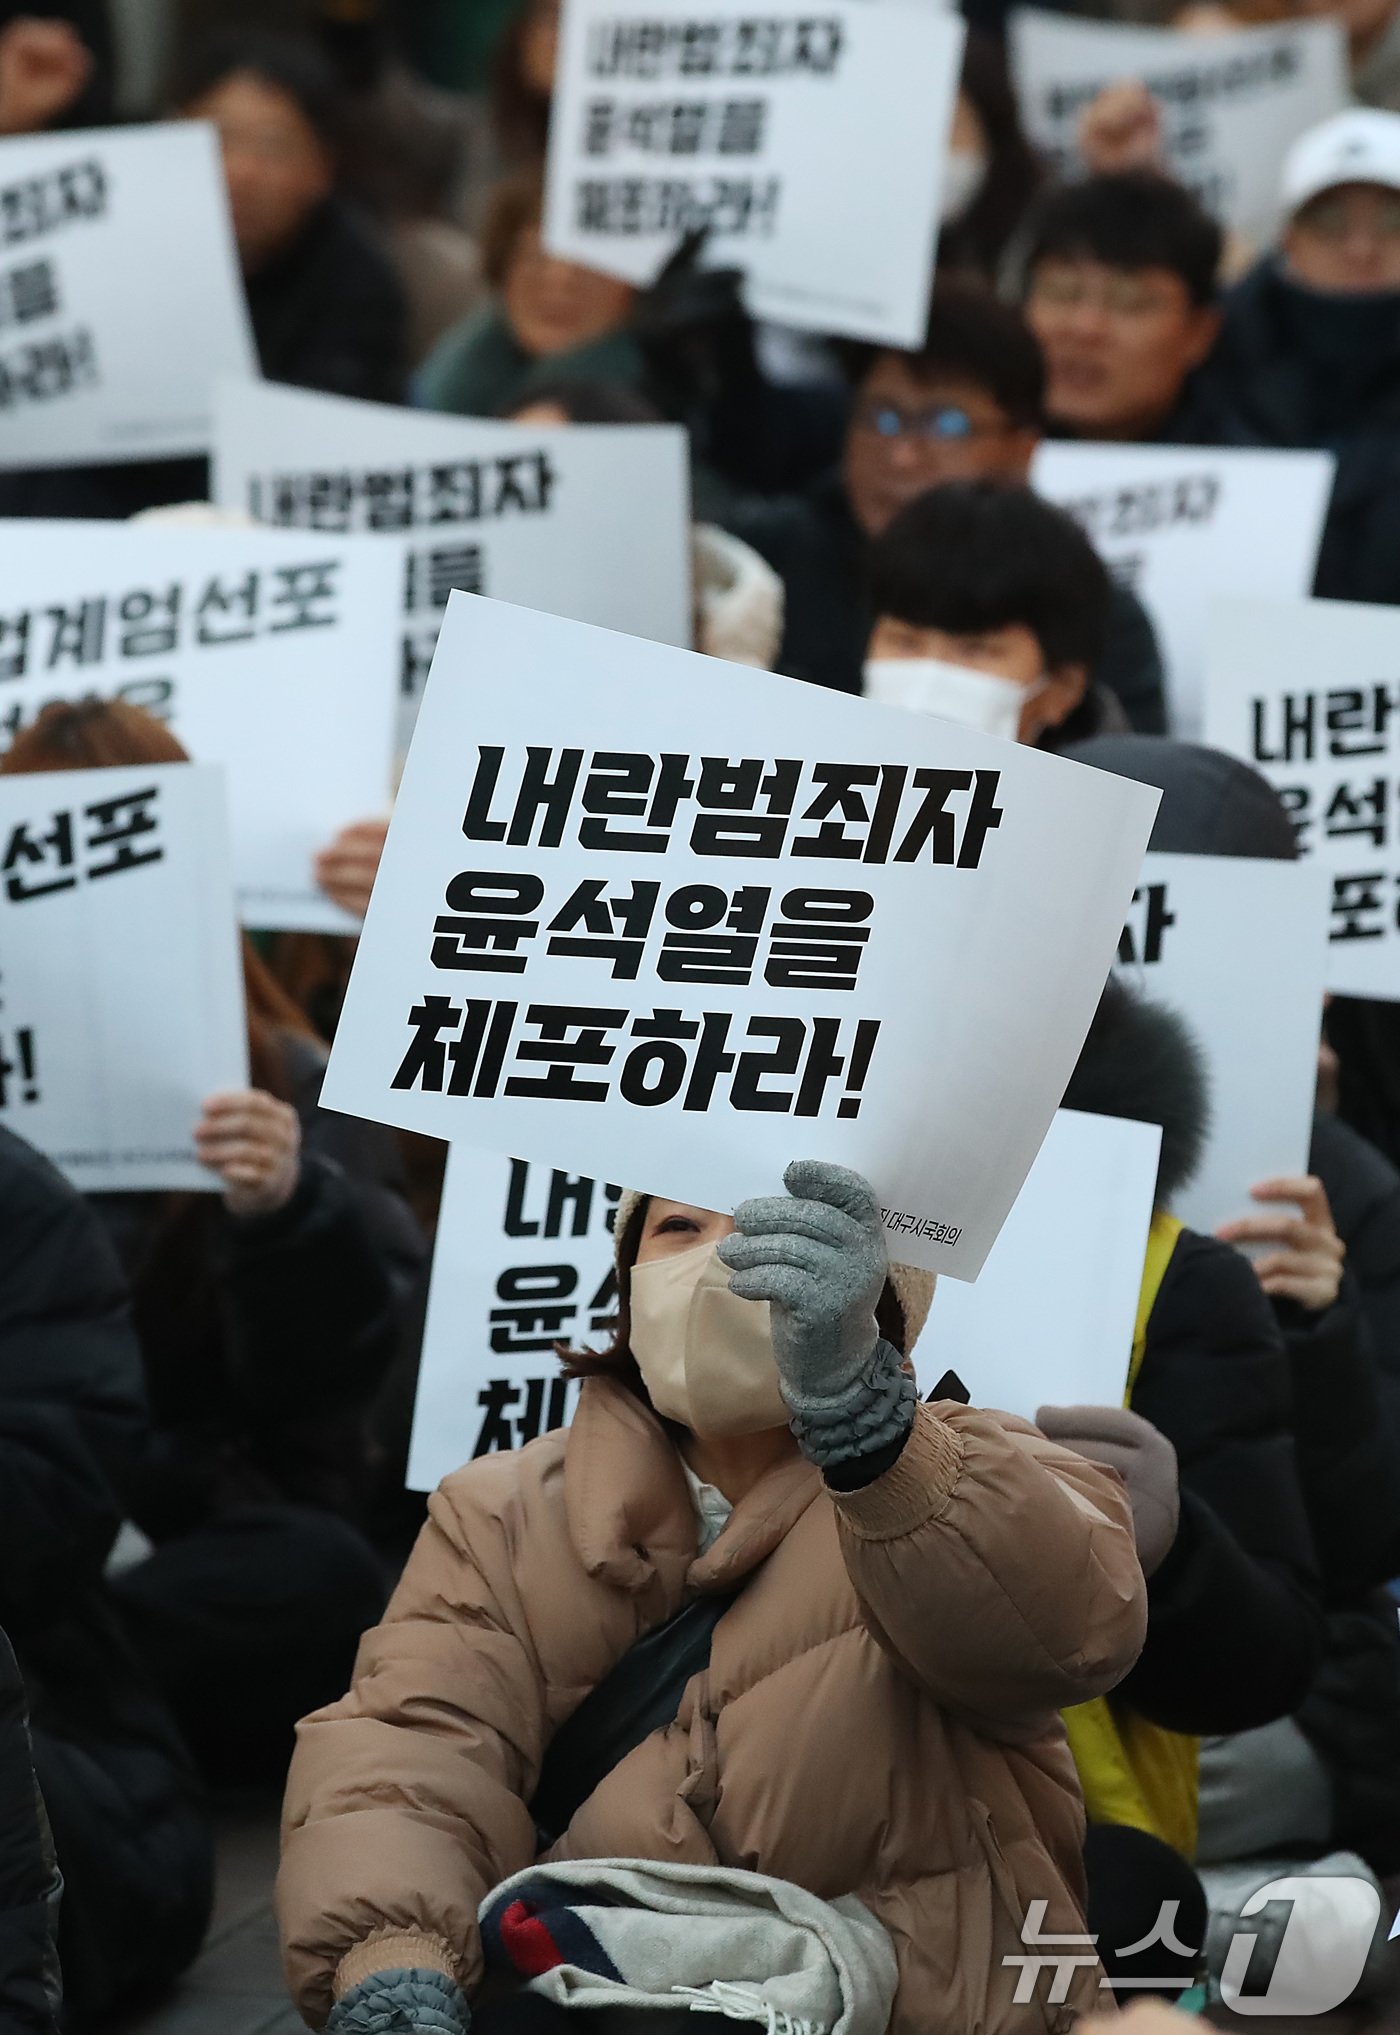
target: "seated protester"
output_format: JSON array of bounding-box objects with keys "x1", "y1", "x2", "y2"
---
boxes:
[
  {"x1": 864, "y1": 479, "x2": 1126, "y2": 750},
  {"x1": 177, "y1": 31, "x2": 410, "y2": 405},
  {"x1": 417, "y1": 166, "x2": 644, "y2": 417},
  {"x1": 1, "y1": 702, "x2": 427, "y2": 1783},
  {"x1": 1023, "y1": 171, "x2": 1232, "y2": 444},
  {"x1": 732, "y1": 282, "x2": 1168, "y2": 730},
  {"x1": 0, "y1": 1621, "x2": 61, "y2": 2035},
  {"x1": 1067, "y1": 734, "x2": 1400, "y2": 1912},
  {"x1": 1187, "y1": 108, "x2": 1400, "y2": 604},
  {"x1": 1051, "y1": 978, "x2": 1323, "y2": 1997},
  {"x1": 279, "y1": 1164, "x2": 1148, "y2": 2035},
  {"x1": 0, "y1": 1122, "x2": 213, "y2": 2027}
]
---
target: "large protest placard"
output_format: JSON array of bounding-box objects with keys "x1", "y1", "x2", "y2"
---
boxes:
[
  {"x1": 918, "y1": 1109, "x2": 1160, "y2": 1420},
  {"x1": 408, "y1": 1149, "x2": 619, "y2": 1490},
  {"x1": 0, "y1": 760, "x2": 247, "y2": 1190},
  {"x1": 0, "y1": 122, "x2": 255, "y2": 468},
  {"x1": 1009, "y1": 10, "x2": 1347, "y2": 239},
  {"x1": 0, "y1": 521, "x2": 401, "y2": 933},
  {"x1": 542, "y1": 0, "x2": 966, "y2": 347},
  {"x1": 1117, "y1": 851, "x2": 1327, "y2": 1235},
  {"x1": 213, "y1": 378, "x2": 692, "y2": 753},
  {"x1": 1032, "y1": 442, "x2": 1335, "y2": 737},
  {"x1": 322, "y1": 596, "x2": 1160, "y2": 1278},
  {"x1": 1205, "y1": 594, "x2": 1400, "y2": 1000}
]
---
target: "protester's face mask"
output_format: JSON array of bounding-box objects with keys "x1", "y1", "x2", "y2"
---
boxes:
[
  {"x1": 629, "y1": 1240, "x2": 790, "y2": 1436},
  {"x1": 863, "y1": 657, "x2": 1036, "y2": 742},
  {"x1": 941, "y1": 146, "x2": 989, "y2": 224}
]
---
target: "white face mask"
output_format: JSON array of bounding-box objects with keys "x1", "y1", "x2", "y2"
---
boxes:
[
  {"x1": 863, "y1": 657, "x2": 1030, "y2": 743},
  {"x1": 629, "y1": 1239, "x2": 790, "y2": 1437},
  {"x1": 941, "y1": 146, "x2": 989, "y2": 224}
]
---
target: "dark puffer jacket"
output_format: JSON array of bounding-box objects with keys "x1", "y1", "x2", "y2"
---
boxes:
[
  {"x1": 1063, "y1": 984, "x2": 1323, "y2": 1734},
  {"x1": 0, "y1": 1626, "x2": 60, "y2": 2035},
  {"x1": 0, "y1": 1125, "x2": 212, "y2": 2025}
]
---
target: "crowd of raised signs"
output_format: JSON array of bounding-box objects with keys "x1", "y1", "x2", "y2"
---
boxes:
[{"x1": 13, "y1": 2, "x2": 1400, "y2": 2034}]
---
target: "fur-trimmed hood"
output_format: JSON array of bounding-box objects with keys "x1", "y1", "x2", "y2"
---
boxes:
[{"x1": 1062, "y1": 977, "x2": 1211, "y2": 1208}]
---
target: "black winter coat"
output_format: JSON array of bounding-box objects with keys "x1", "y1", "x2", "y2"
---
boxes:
[
  {"x1": 92, "y1": 1036, "x2": 427, "y2": 1535},
  {"x1": 1182, "y1": 258, "x2": 1400, "y2": 607},
  {"x1": 0, "y1": 1628, "x2": 60, "y2": 2035},
  {"x1": 0, "y1": 1125, "x2": 212, "y2": 2023},
  {"x1": 246, "y1": 195, "x2": 409, "y2": 406},
  {"x1": 1122, "y1": 1228, "x2": 1323, "y2": 1735},
  {"x1": 728, "y1": 470, "x2": 1170, "y2": 733}
]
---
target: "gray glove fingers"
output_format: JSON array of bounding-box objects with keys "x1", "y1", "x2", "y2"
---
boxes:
[
  {"x1": 723, "y1": 1197, "x2": 863, "y2": 1255},
  {"x1": 723, "y1": 1230, "x2": 834, "y2": 1288},
  {"x1": 783, "y1": 1158, "x2": 881, "y2": 1226},
  {"x1": 726, "y1": 1257, "x2": 827, "y2": 1315}
]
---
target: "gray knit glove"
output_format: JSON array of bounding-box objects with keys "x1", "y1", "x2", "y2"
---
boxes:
[
  {"x1": 327, "y1": 1969, "x2": 470, "y2": 2035},
  {"x1": 1036, "y1": 1404, "x2": 1180, "y2": 1576},
  {"x1": 718, "y1": 1160, "x2": 915, "y2": 1467}
]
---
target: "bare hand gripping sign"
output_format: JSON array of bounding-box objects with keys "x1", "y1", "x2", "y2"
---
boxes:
[{"x1": 321, "y1": 598, "x2": 1160, "y2": 1277}]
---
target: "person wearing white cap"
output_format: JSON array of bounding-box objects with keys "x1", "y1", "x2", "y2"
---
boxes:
[{"x1": 1183, "y1": 105, "x2": 1400, "y2": 606}]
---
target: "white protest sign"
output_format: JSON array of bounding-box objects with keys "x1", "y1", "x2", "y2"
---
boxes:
[
  {"x1": 408, "y1": 1148, "x2": 619, "y2": 1490},
  {"x1": 1118, "y1": 851, "x2": 1327, "y2": 1234},
  {"x1": 0, "y1": 521, "x2": 401, "y2": 933},
  {"x1": 0, "y1": 760, "x2": 247, "y2": 1190},
  {"x1": 1009, "y1": 10, "x2": 1347, "y2": 239},
  {"x1": 916, "y1": 1109, "x2": 1160, "y2": 1420},
  {"x1": 543, "y1": 0, "x2": 965, "y2": 347},
  {"x1": 212, "y1": 378, "x2": 692, "y2": 754},
  {"x1": 1033, "y1": 442, "x2": 1335, "y2": 738},
  {"x1": 322, "y1": 596, "x2": 1160, "y2": 1278},
  {"x1": 1205, "y1": 594, "x2": 1400, "y2": 1000},
  {"x1": 0, "y1": 122, "x2": 255, "y2": 468}
]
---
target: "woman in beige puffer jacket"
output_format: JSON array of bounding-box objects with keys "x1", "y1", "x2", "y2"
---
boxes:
[{"x1": 279, "y1": 1163, "x2": 1148, "y2": 2035}]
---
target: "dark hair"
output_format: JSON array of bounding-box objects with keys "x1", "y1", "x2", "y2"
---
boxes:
[
  {"x1": 1062, "y1": 974, "x2": 1210, "y2": 1207},
  {"x1": 1025, "y1": 171, "x2": 1223, "y2": 307},
  {"x1": 0, "y1": 699, "x2": 320, "y2": 1097},
  {"x1": 847, "y1": 282, "x2": 1046, "y2": 429},
  {"x1": 868, "y1": 479, "x2": 1110, "y2": 670},
  {"x1": 490, "y1": 0, "x2": 554, "y2": 167},
  {"x1": 481, "y1": 165, "x2": 546, "y2": 289},
  {"x1": 174, "y1": 28, "x2": 346, "y2": 151},
  {"x1": 501, "y1": 378, "x2": 664, "y2": 424},
  {"x1": 939, "y1": 31, "x2": 1046, "y2": 284}
]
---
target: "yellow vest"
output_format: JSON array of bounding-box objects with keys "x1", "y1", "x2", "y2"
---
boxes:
[{"x1": 1061, "y1": 1210, "x2": 1201, "y2": 1860}]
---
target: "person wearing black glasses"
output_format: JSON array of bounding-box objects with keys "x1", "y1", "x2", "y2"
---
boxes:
[{"x1": 727, "y1": 281, "x2": 1168, "y2": 733}]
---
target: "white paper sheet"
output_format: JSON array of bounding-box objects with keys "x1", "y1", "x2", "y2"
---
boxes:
[
  {"x1": 0, "y1": 122, "x2": 256, "y2": 467},
  {"x1": 322, "y1": 594, "x2": 1160, "y2": 1277},
  {"x1": 0, "y1": 519, "x2": 402, "y2": 932},
  {"x1": 0, "y1": 760, "x2": 247, "y2": 1189}
]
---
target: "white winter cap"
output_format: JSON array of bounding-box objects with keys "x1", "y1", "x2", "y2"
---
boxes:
[{"x1": 1281, "y1": 107, "x2": 1400, "y2": 219}]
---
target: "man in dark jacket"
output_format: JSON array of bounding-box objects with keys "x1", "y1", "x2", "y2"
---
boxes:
[
  {"x1": 728, "y1": 282, "x2": 1169, "y2": 731},
  {"x1": 0, "y1": 1123, "x2": 213, "y2": 2026},
  {"x1": 1186, "y1": 109, "x2": 1400, "y2": 607},
  {"x1": 0, "y1": 1626, "x2": 60, "y2": 2035}
]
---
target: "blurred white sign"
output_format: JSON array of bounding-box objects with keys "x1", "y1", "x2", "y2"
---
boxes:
[
  {"x1": 0, "y1": 761, "x2": 247, "y2": 1190},
  {"x1": 1033, "y1": 441, "x2": 1335, "y2": 737},
  {"x1": 0, "y1": 122, "x2": 256, "y2": 468},
  {"x1": 1010, "y1": 11, "x2": 1347, "y2": 238},
  {"x1": 0, "y1": 520, "x2": 401, "y2": 932},
  {"x1": 543, "y1": 0, "x2": 965, "y2": 346}
]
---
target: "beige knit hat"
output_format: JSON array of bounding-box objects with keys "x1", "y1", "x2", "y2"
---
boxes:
[{"x1": 613, "y1": 1188, "x2": 936, "y2": 1350}]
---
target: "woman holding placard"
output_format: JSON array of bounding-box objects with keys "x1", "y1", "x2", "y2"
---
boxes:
[
  {"x1": 279, "y1": 1159, "x2": 1147, "y2": 2035},
  {"x1": 0, "y1": 699, "x2": 428, "y2": 1785}
]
